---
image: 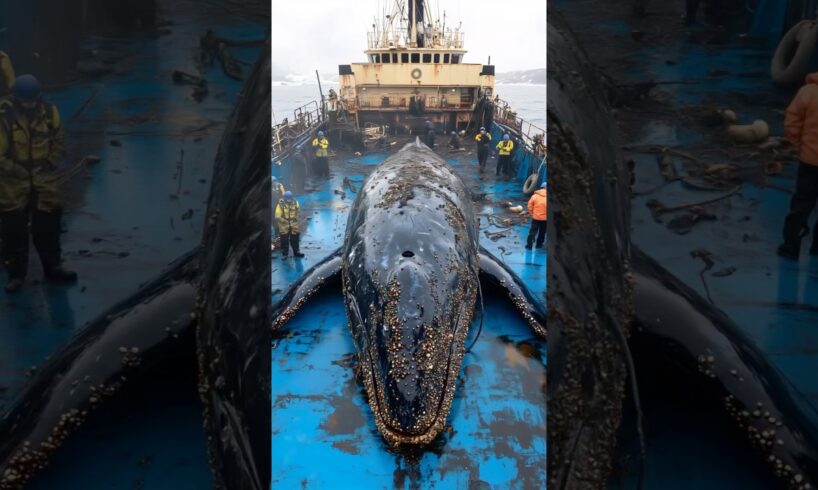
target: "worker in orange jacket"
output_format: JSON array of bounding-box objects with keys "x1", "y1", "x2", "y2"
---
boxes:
[
  {"x1": 526, "y1": 183, "x2": 547, "y2": 249},
  {"x1": 780, "y1": 72, "x2": 818, "y2": 258}
]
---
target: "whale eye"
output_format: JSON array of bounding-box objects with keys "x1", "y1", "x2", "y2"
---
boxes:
[{"x1": 402, "y1": 251, "x2": 415, "y2": 258}]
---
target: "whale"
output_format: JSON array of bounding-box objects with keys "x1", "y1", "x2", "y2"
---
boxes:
[
  {"x1": 547, "y1": 10, "x2": 818, "y2": 490},
  {"x1": 272, "y1": 139, "x2": 547, "y2": 446},
  {"x1": 0, "y1": 47, "x2": 272, "y2": 490}
]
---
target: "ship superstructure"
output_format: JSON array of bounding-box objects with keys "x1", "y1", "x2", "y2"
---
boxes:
[{"x1": 336, "y1": 0, "x2": 495, "y2": 132}]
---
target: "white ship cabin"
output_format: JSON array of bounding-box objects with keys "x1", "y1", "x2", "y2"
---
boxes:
[{"x1": 337, "y1": 0, "x2": 495, "y2": 129}]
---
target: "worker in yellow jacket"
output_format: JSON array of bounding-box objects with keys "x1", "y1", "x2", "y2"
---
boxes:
[
  {"x1": 475, "y1": 127, "x2": 492, "y2": 172},
  {"x1": 275, "y1": 191, "x2": 304, "y2": 259},
  {"x1": 312, "y1": 130, "x2": 330, "y2": 178},
  {"x1": 0, "y1": 75, "x2": 77, "y2": 292},
  {"x1": 271, "y1": 176, "x2": 285, "y2": 203},
  {"x1": 0, "y1": 50, "x2": 15, "y2": 109},
  {"x1": 496, "y1": 133, "x2": 514, "y2": 178},
  {"x1": 271, "y1": 176, "x2": 285, "y2": 249}
]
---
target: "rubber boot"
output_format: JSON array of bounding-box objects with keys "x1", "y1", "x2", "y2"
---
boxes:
[
  {"x1": 292, "y1": 233, "x2": 305, "y2": 258},
  {"x1": 778, "y1": 243, "x2": 800, "y2": 259},
  {"x1": 779, "y1": 217, "x2": 807, "y2": 259},
  {"x1": 0, "y1": 209, "x2": 29, "y2": 283},
  {"x1": 280, "y1": 233, "x2": 290, "y2": 260},
  {"x1": 45, "y1": 268, "x2": 78, "y2": 283},
  {"x1": 32, "y1": 208, "x2": 77, "y2": 283}
]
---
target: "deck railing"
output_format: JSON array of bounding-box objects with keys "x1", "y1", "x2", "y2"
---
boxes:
[
  {"x1": 272, "y1": 100, "x2": 324, "y2": 162},
  {"x1": 493, "y1": 97, "x2": 546, "y2": 157}
]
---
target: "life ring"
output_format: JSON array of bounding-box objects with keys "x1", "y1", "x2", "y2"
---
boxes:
[
  {"x1": 411, "y1": 68, "x2": 422, "y2": 79},
  {"x1": 771, "y1": 20, "x2": 818, "y2": 85},
  {"x1": 523, "y1": 173, "x2": 539, "y2": 194}
]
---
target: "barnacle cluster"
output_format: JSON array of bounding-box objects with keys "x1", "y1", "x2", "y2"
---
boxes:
[{"x1": 0, "y1": 376, "x2": 123, "y2": 490}]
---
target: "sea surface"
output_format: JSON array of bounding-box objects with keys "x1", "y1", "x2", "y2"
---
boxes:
[{"x1": 272, "y1": 83, "x2": 546, "y2": 128}]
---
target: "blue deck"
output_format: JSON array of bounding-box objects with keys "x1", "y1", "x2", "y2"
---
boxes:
[
  {"x1": 557, "y1": 0, "x2": 818, "y2": 487},
  {"x1": 271, "y1": 138, "x2": 547, "y2": 488},
  {"x1": 0, "y1": 3, "x2": 265, "y2": 487},
  {"x1": 622, "y1": 23, "x2": 818, "y2": 415}
]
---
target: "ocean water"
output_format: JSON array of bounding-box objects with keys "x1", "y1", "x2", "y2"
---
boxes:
[{"x1": 272, "y1": 83, "x2": 546, "y2": 128}]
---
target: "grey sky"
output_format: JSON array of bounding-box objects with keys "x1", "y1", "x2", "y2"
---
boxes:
[{"x1": 271, "y1": 0, "x2": 546, "y2": 79}]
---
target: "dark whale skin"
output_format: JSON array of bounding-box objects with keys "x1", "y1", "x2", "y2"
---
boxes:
[
  {"x1": 195, "y1": 46, "x2": 271, "y2": 490},
  {"x1": 341, "y1": 141, "x2": 480, "y2": 445},
  {"x1": 0, "y1": 251, "x2": 199, "y2": 490},
  {"x1": 547, "y1": 9, "x2": 634, "y2": 489},
  {"x1": 632, "y1": 248, "x2": 818, "y2": 489}
]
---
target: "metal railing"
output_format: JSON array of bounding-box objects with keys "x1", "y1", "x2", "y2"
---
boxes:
[
  {"x1": 366, "y1": 29, "x2": 465, "y2": 50},
  {"x1": 493, "y1": 97, "x2": 546, "y2": 157},
  {"x1": 272, "y1": 100, "x2": 324, "y2": 162}
]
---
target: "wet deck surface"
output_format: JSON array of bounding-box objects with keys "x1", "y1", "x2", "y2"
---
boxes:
[
  {"x1": 1, "y1": 1, "x2": 265, "y2": 487},
  {"x1": 556, "y1": 1, "x2": 818, "y2": 487},
  {"x1": 271, "y1": 138, "x2": 547, "y2": 488}
]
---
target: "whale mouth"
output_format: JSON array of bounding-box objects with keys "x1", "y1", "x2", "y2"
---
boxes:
[
  {"x1": 361, "y1": 297, "x2": 473, "y2": 446},
  {"x1": 363, "y1": 339, "x2": 456, "y2": 445}
]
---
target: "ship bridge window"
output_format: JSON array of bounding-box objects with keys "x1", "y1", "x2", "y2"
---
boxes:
[
  {"x1": 422, "y1": 53, "x2": 431, "y2": 63},
  {"x1": 392, "y1": 53, "x2": 398, "y2": 63},
  {"x1": 452, "y1": 54, "x2": 460, "y2": 64},
  {"x1": 382, "y1": 54, "x2": 391, "y2": 64},
  {"x1": 434, "y1": 53, "x2": 440, "y2": 63},
  {"x1": 411, "y1": 53, "x2": 420, "y2": 63},
  {"x1": 401, "y1": 53, "x2": 409, "y2": 63},
  {"x1": 443, "y1": 53, "x2": 450, "y2": 63},
  {"x1": 373, "y1": 54, "x2": 380, "y2": 63}
]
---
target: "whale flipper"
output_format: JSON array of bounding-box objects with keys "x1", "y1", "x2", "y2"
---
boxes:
[
  {"x1": 478, "y1": 248, "x2": 546, "y2": 337},
  {"x1": 632, "y1": 247, "x2": 818, "y2": 485},
  {"x1": 0, "y1": 249, "x2": 200, "y2": 489},
  {"x1": 271, "y1": 250, "x2": 343, "y2": 330}
]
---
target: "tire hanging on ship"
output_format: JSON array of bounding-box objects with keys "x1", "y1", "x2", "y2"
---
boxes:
[
  {"x1": 523, "y1": 173, "x2": 539, "y2": 194},
  {"x1": 771, "y1": 19, "x2": 818, "y2": 85}
]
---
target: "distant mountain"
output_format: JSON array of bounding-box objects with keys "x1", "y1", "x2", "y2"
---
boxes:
[{"x1": 495, "y1": 68, "x2": 546, "y2": 85}]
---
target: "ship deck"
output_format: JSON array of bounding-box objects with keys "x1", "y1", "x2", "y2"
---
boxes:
[
  {"x1": 556, "y1": 0, "x2": 818, "y2": 488},
  {"x1": 271, "y1": 133, "x2": 547, "y2": 487}
]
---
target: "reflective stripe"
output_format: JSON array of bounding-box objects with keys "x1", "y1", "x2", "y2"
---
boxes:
[{"x1": 313, "y1": 137, "x2": 329, "y2": 157}]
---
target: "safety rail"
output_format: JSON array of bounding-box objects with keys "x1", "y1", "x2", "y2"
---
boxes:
[
  {"x1": 366, "y1": 29, "x2": 465, "y2": 50},
  {"x1": 272, "y1": 100, "x2": 324, "y2": 162},
  {"x1": 493, "y1": 97, "x2": 546, "y2": 157}
]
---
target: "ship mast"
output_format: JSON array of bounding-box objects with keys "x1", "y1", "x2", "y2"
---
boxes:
[
  {"x1": 408, "y1": 0, "x2": 428, "y2": 47},
  {"x1": 410, "y1": 0, "x2": 417, "y2": 47}
]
